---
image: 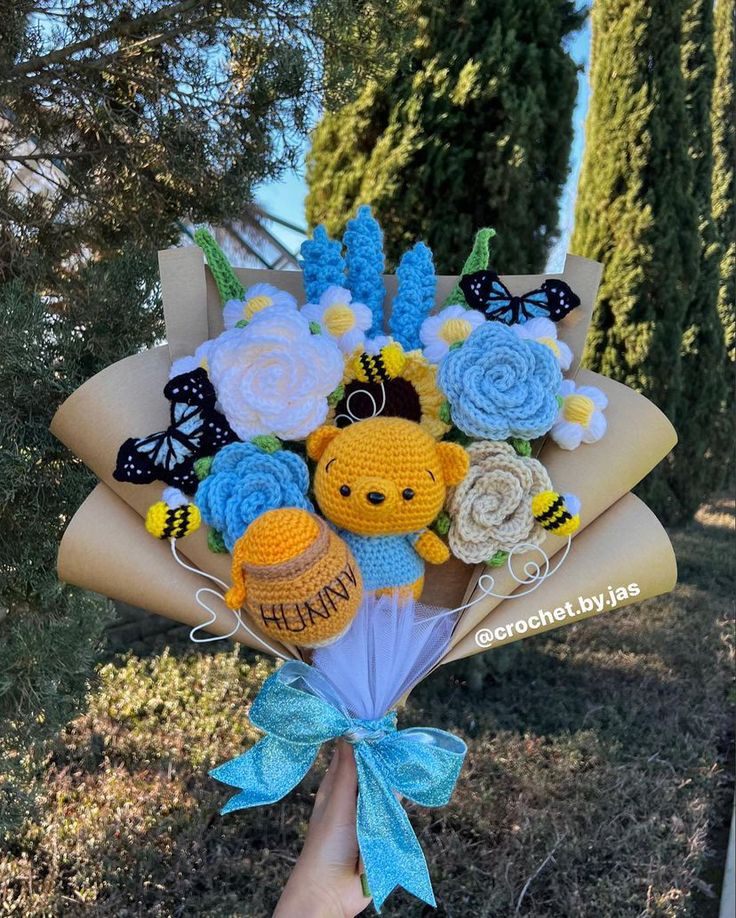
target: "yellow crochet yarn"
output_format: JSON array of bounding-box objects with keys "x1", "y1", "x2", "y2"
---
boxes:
[
  {"x1": 308, "y1": 417, "x2": 468, "y2": 537},
  {"x1": 145, "y1": 501, "x2": 201, "y2": 540},
  {"x1": 225, "y1": 508, "x2": 362, "y2": 648},
  {"x1": 531, "y1": 491, "x2": 580, "y2": 537}
]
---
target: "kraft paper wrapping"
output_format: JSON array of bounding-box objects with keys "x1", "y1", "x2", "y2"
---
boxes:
[
  {"x1": 440, "y1": 366, "x2": 677, "y2": 654},
  {"x1": 442, "y1": 491, "x2": 677, "y2": 664},
  {"x1": 58, "y1": 483, "x2": 300, "y2": 658},
  {"x1": 52, "y1": 244, "x2": 676, "y2": 656}
]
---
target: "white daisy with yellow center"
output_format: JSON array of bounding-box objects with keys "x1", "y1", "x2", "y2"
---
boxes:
[
  {"x1": 301, "y1": 285, "x2": 372, "y2": 354},
  {"x1": 168, "y1": 338, "x2": 215, "y2": 379},
  {"x1": 511, "y1": 317, "x2": 573, "y2": 370},
  {"x1": 550, "y1": 379, "x2": 608, "y2": 450},
  {"x1": 419, "y1": 304, "x2": 486, "y2": 364},
  {"x1": 223, "y1": 283, "x2": 297, "y2": 330}
]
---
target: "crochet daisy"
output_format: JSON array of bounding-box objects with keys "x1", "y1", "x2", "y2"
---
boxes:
[
  {"x1": 511, "y1": 317, "x2": 573, "y2": 370},
  {"x1": 168, "y1": 338, "x2": 215, "y2": 379},
  {"x1": 550, "y1": 379, "x2": 608, "y2": 450},
  {"x1": 419, "y1": 305, "x2": 486, "y2": 364},
  {"x1": 301, "y1": 285, "x2": 373, "y2": 354},
  {"x1": 223, "y1": 283, "x2": 297, "y2": 329}
]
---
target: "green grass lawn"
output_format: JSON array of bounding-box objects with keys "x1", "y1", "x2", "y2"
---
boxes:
[{"x1": 1, "y1": 499, "x2": 733, "y2": 917}]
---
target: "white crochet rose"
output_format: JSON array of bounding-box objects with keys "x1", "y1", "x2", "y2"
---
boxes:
[
  {"x1": 207, "y1": 306, "x2": 344, "y2": 440},
  {"x1": 447, "y1": 440, "x2": 552, "y2": 564}
]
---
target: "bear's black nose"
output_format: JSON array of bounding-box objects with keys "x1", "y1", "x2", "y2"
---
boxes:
[{"x1": 366, "y1": 491, "x2": 385, "y2": 505}]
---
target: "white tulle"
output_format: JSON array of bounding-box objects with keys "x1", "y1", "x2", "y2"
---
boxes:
[{"x1": 312, "y1": 593, "x2": 459, "y2": 719}]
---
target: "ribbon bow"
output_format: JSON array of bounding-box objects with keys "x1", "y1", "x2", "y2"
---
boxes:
[{"x1": 210, "y1": 660, "x2": 467, "y2": 911}]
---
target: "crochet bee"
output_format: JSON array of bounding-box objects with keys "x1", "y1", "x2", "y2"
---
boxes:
[
  {"x1": 352, "y1": 341, "x2": 406, "y2": 384},
  {"x1": 146, "y1": 487, "x2": 201, "y2": 540},
  {"x1": 531, "y1": 491, "x2": 581, "y2": 537}
]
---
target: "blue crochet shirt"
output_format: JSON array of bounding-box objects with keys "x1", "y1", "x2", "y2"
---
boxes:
[{"x1": 338, "y1": 530, "x2": 424, "y2": 591}]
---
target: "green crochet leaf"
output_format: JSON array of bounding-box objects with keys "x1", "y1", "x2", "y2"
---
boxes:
[
  {"x1": 487, "y1": 550, "x2": 508, "y2": 568},
  {"x1": 439, "y1": 400, "x2": 452, "y2": 424},
  {"x1": 207, "y1": 529, "x2": 227, "y2": 554},
  {"x1": 509, "y1": 437, "x2": 532, "y2": 456},
  {"x1": 309, "y1": 320, "x2": 322, "y2": 335},
  {"x1": 194, "y1": 456, "x2": 214, "y2": 480},
  {"x1": 327, "y1": 383, "x2": 345, "y2": 407},
  {"x1": 443, "y1": 227, "x2": 496, "y2": 308},
  {"x1": 251, "y1": 434, "x2": 282, "y2": 453},
  {"x1": 433, "y1": 510, "x2": 451, "y2": 536},
  {"x1": 193, "y1": 228, "x2": 245, "y2": 305}
]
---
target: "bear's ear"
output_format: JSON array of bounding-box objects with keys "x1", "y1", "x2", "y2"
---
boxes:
[
  {"x1": 307, "y1": 425, "x2": 341, "y2": 461},
  {"x1": 436, "y1": 441, "x2": 469, "y2": 486}
]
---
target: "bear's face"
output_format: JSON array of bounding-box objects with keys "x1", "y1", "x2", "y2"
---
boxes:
[{"x1": 307, "y1": 417, "x2": 468, "y2": 537}]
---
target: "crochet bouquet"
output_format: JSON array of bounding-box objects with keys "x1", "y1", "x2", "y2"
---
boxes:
[{"x1": 52, "y1": 209, "x2": 677, "y2": 910}]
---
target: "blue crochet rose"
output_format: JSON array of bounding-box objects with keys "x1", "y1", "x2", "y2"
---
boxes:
[
  {"x1": 438, "y1": 322, "x2": 562, "y2": 440},
  {"x1": 195, "y1": 442, "x2": 313, "y2": 551}
]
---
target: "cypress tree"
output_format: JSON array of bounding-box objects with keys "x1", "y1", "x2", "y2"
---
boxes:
[
  {"x1": 306, "y1": 0, "x2": 584, "y2": 273},
  {"x1": 670, "y1": 0, "x2": 729, "y2": 515},
  {"x1": 712, "y1": 0, "x2": 735, "y2": 361},
  {"x1": 571, "y1": 0, "x2": 700, "y2": 521}
]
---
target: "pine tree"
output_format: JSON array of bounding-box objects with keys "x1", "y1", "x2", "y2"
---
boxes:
[
  {"x1": 712, "y1": 0, "x2": 735, "y2": 361},
  {"x1": 0, "y1": 256, "x2": 162, "y2": 834},
  {"x1": 306, "y1": 0, "x2": 584, "y2": 273},
  {"x1": 571, "y1": 0, "x2": 700, "y2": 521},
  {"x1": 669, "y1": 0, "x2": 729, "y2": 515}
]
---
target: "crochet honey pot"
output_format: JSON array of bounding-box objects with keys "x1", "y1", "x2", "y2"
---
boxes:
[{"x1": 225, "y1": 508, "x2": 363, "y2": 647}]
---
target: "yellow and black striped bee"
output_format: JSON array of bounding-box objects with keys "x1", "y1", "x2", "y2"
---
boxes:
[
  {"x1": 531, "y1": 491, "x2": 581, "y2": 537},
  {"x1": 352, "y1": 341, "x2": 406, "y2": 384},
  {"x1": 145, "y1": 488, "x2": 201, "y2": 540}
]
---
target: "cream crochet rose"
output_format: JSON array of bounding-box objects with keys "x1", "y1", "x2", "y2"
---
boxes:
[
  {"x1": 207, "y1": 306, "x2": 344, "y2": 441},
  {"x1": 447, "y1": 440, "x2": 552, "y2": 564}
]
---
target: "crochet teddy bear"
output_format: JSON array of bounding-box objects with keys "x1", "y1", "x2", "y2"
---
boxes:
[{"x1": 307, "y1": 416, "x2": 469, "y2": 598}]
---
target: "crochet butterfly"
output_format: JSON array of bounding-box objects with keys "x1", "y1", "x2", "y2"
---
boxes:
[
  {"x1": 459, "y1": 271, "x2": 580, "y2": 324},
  {"x1": 113, "y1": 368, "x2": 238, "y2": 493}
]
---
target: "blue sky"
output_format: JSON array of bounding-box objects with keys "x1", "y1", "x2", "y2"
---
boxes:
[{"x1": 257, "y1": 16, "x2": 592, "y2": 272}]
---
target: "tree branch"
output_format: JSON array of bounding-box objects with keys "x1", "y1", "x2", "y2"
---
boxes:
[{"x1": 12, "y1": 0, "x2": 206, "y2": 76}]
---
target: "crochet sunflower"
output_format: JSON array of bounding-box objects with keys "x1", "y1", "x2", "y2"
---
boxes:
[{"x1": 328, "y1": 340, "x2": 450, "y2": 439}]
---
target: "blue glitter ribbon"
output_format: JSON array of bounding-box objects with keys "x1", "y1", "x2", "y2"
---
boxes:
[{"x1": 210, "y1": 660, "x2": 467, "y2": 911}]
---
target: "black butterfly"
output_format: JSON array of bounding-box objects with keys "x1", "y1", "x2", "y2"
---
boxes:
[
  {"x1": 113, "y1": 367, "x2": 237, "y2": 494},
  {"x1": 459, "y1": 271, "x2": 580, "y2": 324}
]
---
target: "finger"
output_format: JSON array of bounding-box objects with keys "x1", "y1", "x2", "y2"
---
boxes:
[
  {"x1": 310, "y1": 745, "x2": 340, "y2": 824},
  {"x1": 319, "y1": 740, "x2": 359, "y2": 829}
]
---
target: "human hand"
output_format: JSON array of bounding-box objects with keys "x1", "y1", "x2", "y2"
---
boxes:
[{"x1": 273, "y1": 741, "x2": 372, "y2": 918}]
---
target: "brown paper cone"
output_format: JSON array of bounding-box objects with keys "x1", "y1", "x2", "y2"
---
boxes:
[
  {"x1": 58, "y1": 483, "x2": 298, "y2": 658},
  {"x1": 441, "y1": 491, "x2": 677, "y2": 664},
  {"x1": 52, "y1": 244, "x2": 676, "y2": 663}
]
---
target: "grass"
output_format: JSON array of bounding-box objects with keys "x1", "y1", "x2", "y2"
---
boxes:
[{"x1": 0, "y1": 498, "x2": 733, "y2": 917}]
